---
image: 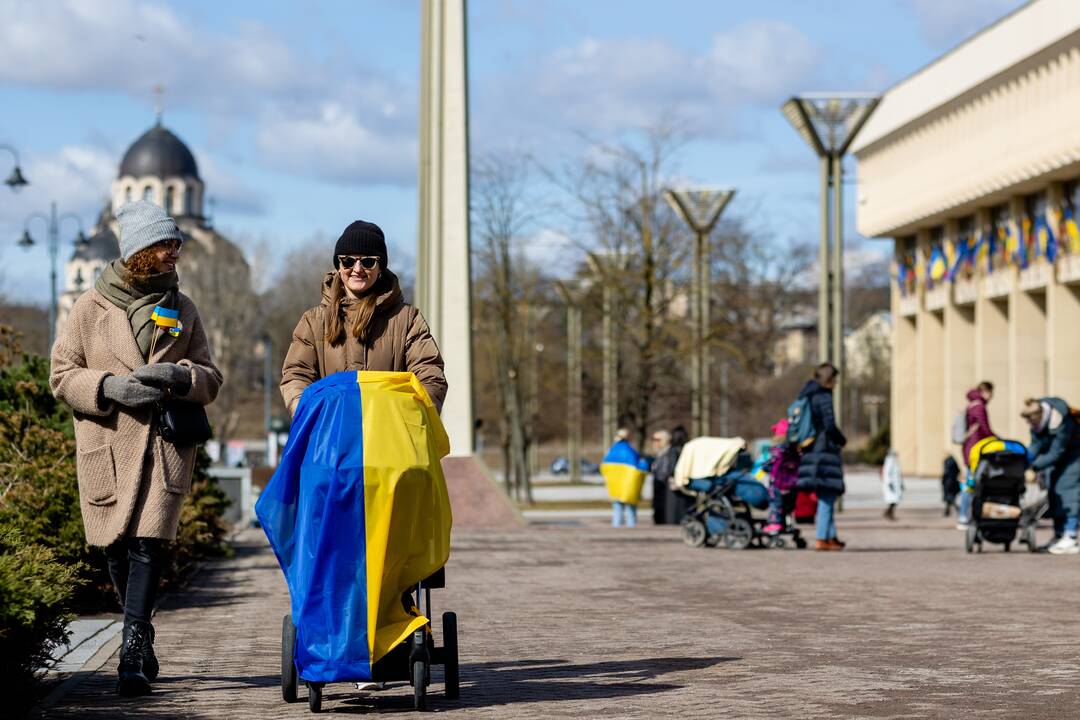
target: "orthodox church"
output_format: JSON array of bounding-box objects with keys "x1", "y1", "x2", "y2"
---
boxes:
[{"x1": 58, "y1": 119, "x2": 251, "y2": 337}]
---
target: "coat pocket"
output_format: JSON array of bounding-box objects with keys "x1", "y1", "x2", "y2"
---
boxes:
[
  {"x1": 77, "y1": 445, "x2": 118, "y2": 506},
  {"x1": 160, "y1": 439, "x2": 196, "y2": 495}
]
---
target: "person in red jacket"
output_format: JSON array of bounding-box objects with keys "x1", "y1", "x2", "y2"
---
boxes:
[{"x1": 958, "y1": 381, "x2": 995, "y2": 527}]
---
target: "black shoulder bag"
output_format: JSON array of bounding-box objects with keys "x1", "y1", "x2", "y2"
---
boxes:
[{"x1": 157, "y1": 399, "x2": 213, "y2": 447}]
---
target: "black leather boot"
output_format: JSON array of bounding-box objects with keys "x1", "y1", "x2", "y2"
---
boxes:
[
  {"x1": 141, "y1": 622, "x2": 159, "y2": 682},
  {"x1": 116, "y1": 621, "x2": 152, "y2": 696}
]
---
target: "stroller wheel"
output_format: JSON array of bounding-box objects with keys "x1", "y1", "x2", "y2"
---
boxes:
[
  {"x1": 307, "y1": 682, "x2": 322, "y2": 713},
  {"x1": 281, "y1": 614, "x2": 299, "y2": 703},
  {"x1": 964, "y1": 524, "x2": 976, "y2": 554},
  {"x1": 413, "y1": 660, "x2": 428, "y2": 710},
  {"x1": 1024, "y1": 525, "x2": 1038, "y2": 552},
  {"x1": 794, "y1": 536, "x2": 807, "y2": 550},
  {"x1": 723, "y1": 519, "x2": 753, "y2": 550},
  {"x1": 1003, "y1": 541, "x2": 1011, "y2": 552},
  {"x1": 442, "y1": 611, "x2": 460, "y2": 700},
  {"x1": 681, "y1": 519, "x2": 708, "y2": 548}
]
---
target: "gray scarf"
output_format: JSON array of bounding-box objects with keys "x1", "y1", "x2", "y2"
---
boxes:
[{"x1": 94, "y1": 259, "x2": 180, "y2": 359}]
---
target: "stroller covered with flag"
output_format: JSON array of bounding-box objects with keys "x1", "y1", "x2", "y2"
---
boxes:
[
  {"x1": 673, "y1": 437, "x2": 807, "y2": 550},
  {"x1": 965, "y1": 437, "x2": 1032, "y2": 553},
  {"x1": 256, "y1": 371, "x2": 460, "y2": 713}
]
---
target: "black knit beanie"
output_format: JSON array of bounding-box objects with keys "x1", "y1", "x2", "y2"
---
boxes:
[{"x1": 333, "y1": 220, "x2": 388, "y2": 268}]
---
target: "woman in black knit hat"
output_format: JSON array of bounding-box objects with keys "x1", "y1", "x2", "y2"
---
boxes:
[{"x1": 280, "y1": 220, "x2": 447, "y2": 417}]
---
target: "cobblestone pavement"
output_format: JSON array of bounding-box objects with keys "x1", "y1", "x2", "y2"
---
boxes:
[{"x1": 39, "y1": 507, "x2": 1080, "y2": 719}]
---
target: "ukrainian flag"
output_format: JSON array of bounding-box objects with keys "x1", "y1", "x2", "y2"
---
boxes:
[
  {"x1": 600, "y1": 439, "x2": 649, "y2": 505},
  {"x1": 1035, "y1": 214, "x2": 1057, "y2": 263},
  {"x1": 151, "y1": 304, "x2": 182, "y2": 337},
  {"x1": 1062, "y1": 206, "x2": 1080, "y2": 255},
  {"x1": 256, "y1": 371, "x2": 452, "y2": 683},
  {"x1": 928, "y1": 245, "x2": 948, "y2": 283}
]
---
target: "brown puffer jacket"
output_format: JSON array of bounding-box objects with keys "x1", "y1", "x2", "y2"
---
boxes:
[{"x1": 280, "y1": 271, "x2": 447, "y2": 415}]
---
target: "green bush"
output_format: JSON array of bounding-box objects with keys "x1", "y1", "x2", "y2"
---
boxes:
[
  {"x1": 0, "y1": 527, "x2": 84, "y2": 717},
  {"x1": 859, "y1": 423, "x2": 891, "y2": 466},
  {"x1": 0, "y1": 337, "x2": 232, "y2": 704}
]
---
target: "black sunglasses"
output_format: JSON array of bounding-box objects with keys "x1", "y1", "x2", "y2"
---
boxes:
[{"x1": 339, "y1": 255, "x2": 380, "y2": 270}]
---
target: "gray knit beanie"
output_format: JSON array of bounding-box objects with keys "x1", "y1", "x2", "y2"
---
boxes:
[{"x1": 116, "y1": 200, "x2": 183, "y2": 260}]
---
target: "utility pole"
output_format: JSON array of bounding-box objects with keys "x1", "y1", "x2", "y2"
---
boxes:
[
  {"x1": 587, "y1": 253, "x2": 623, "y2": 448},
  {"x1": 663, "y1": 188, "x2": 736, "y2": 438},
  {"x1": 555, "y1": 282, "x2": 584, "y2": 484},
  {"x1": 781, "y1": 94, "x2": 879, "y2": 431},
  {"x1": 18, "y1": 202, "x2": 85, "y2": 348}
]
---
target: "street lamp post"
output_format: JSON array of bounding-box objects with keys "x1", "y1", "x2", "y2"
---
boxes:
[
  {"x1": 586, "y1": 252, "x2": 626, "y2": 449},
  {"x1": 662, "y1": 188, "x2": 736, "y2": 438},
  {"x1": 18, "y1": 202, "x2": 86, "y2": 348},
  {"x1": 555, "y1": 281, "x2": 584, "y2": 484},
  {"x1": 781, "y1": 94, "x2": 879, "y2": 430},
  {"x1": 1, "y1": 144, "x2": 29, "y2": 191}
]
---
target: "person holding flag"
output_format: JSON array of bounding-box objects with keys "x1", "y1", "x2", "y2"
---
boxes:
[
  {"x1": 601, "y1": 428, "x2": 650, "y2": 527},
  {"x1": 50, "y1": 200, "x2": 222, "y2": 697}
]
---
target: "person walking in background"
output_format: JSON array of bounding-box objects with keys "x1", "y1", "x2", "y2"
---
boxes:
[
  {"x1": 650, "y1": 430, "x2": 675, "y2": 524},
  {"x1": 882, "y1": 449, "x2": 903, "y2": 520},
  {"x1": 50, "y1": 201, "x2": 223, "y2": 696},
  {"x1": 602, "y1": 428, "x2": 649, "y2": 528},
  {"x1": 1021, "y1": 397, "x2": 1080, "y2": 555},
  {"x1": 942, "y1": 455, "x2": 962, "y2": 517},
  {"x1": 796, "y1": 363, "x2": 847, "y2": 551},
  {"x1": 663, "y1": 425, "x2": 692, "y2": 524},
  {"x1": 958, "y1": 382, "x2": 995, "y2": 528},
  {"x1": 762, "y1": 419, "x2": 801, "y2": 535}
]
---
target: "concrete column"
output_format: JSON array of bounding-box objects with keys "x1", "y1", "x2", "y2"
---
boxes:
[
  {"x1": 892, "y1": 306, "x2": 918, "y2": 474},
  {"x1": 418, "y1": 0, "x2": 474, "y2": 455},
  {"x1": 1010, "y1": 288, "x2": 1047, "y2": 438},
  {"x1": 1046, "y1": 183, "x2": 1080, "y2": 404},
  {"x1": 975, "y1": 295, "x2": 1010, "y2": 438},
  {"x1": 942, "y1": 221, "x2": 976, "y2": 465},
  {"x1": 915, "y1": 231, "x2": 945, "y2": 476}
]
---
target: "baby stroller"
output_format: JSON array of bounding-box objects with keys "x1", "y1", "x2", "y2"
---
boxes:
[
  {"x1": 258, "y1": 371, "x2": 461, "y2": 712},
  {"x1": 674, "y1": 437, "x2": 807, "y2": 550},
  {"x1": 965, "y1": 437, "x2": 1027, "y2": 553}
]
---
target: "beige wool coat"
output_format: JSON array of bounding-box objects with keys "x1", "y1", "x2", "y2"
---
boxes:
[
  {"x1": 281, "y1": 272, "x2": 447, "y2": 415},
  {"x1": 50, "y1": 289, "x2": 223, "y2": 547}
]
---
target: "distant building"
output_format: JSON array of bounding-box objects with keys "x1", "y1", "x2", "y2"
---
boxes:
[
  {"x1": 773, "y1": 313, "x2": 817, "y2": 375},
  {"x1": 844, "y1": 311, "x2": 891, "y2": 385},
  {"x1": 853, "y1": 0, "x2": 1080, "y2": 474},
  {"x1": 58, "y1": 120, "x2": 251, "y2": 341}
]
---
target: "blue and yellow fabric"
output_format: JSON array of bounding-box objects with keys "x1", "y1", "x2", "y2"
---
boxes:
[
  {"x1": 948, "y1": 234, "x2": 976, "y2": 281},
  {"x1": 968, "y1": 436, "x2": 1027, "y2": 473},
  {"x1": 151, "y1": 304, "x2": 182, "y2": 337},
  {"x1": 1061, "y1": 205, "x2": 1080, "y2": 255},
  {"x1": 256, "y1": 371, "x2": 452, "y2": 684},
  {"x1": 1034, "y1": 213, "x2": 1057, "y2": 263},
  {"x1": 600, "y1": 439, "x2": 649, "y2": 505},
  {"x1": 927, "y1": 245, "x2": 948, "y2": 285}
]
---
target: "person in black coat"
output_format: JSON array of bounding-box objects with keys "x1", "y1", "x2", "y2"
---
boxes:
[
  {"x1": 796, "y1": 363, "x2": 847, "y2": 550},
  {"x1": 661, "y1": 425, "x2": 691, "y2": 524}
]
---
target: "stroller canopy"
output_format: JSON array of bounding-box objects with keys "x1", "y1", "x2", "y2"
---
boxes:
[
  {"x1": 968, "y1": 436, "x2": 1026, "y2": 471},
  {"x1": 256, "y1": 371, "x2": 452, "y2": 683},
  {"x1": 672, "y1": 437, "x2": 747, "y2": 489}
]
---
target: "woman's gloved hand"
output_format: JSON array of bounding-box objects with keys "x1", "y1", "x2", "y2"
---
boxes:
[
  {"x1": 101, "y1": 375, "x2": 165, "y2": 408},
  {"x1": 134, "y1": 362, "x2": 192, "y2": 395}
]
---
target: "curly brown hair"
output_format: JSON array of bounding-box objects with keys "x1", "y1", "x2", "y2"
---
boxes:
[{"x1": 123, "y1": 239, "x2": 179, "y2": 280}]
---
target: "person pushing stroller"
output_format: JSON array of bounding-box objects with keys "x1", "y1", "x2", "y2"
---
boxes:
[{"x1": 1021, "y1": 397, "x2": 1080, "y2": 555}]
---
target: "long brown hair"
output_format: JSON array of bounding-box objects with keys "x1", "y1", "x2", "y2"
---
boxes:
[{"x1": 324, "y1": 269, "x2": 402, "y2": 345}]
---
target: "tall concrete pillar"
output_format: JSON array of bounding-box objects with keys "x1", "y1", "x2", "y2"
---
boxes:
[
  {"x1": 1045, "y1": 183, "x2": 1080, "y2": 404},
  {"x1": 891, "y1": 255, "x2": 918, "y2": 473},
  {"x1": 914, "y1": 232, "x2": 945, "y2": 476},
  {"x1": 418, "y1": 0, "x2": 473, "y2": 455}
]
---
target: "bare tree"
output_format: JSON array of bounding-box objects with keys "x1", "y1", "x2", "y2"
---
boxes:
[{"x1": 472, "y1": 154, "x2": 542, "y2": 503}]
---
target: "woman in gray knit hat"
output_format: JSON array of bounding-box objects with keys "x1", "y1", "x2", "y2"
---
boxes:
[{"x1": 50, "y1": 200, "x2": 223, "y2": 697}]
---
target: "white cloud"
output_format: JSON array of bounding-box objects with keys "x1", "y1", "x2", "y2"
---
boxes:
[
  {"x1": 255, "y1": 102, "x2": 416, "y2": 186},
  {"x1": 0, "y1": 0, "x2": 416, "y2": 187},
  {"x1": 475, "y1": 19, "x2": 820, "y2": 149},
  {"x1": 905, "y1": 0, "x2": 1026, "y2": 48},
  {"x1": 195, "y1": 153, "x2": 267, "y2": 216}
]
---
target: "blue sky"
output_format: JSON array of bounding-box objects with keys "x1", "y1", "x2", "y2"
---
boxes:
[{"x1": 0, "y1": 0, "x2": 1025, "y2": 303}]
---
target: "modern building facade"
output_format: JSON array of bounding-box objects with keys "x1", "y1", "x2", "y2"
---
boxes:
[{"x1": 853, "y1": 0, "x2": 1080, "y2": 475}]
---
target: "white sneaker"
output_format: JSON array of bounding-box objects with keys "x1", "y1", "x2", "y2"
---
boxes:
[
  {"x1": 955, "y1": 522, "x2": 970, "y2": 531},
  {"x1": 1048, "y1": 536, "x2": 1080, "y2": 555},
  {"x1": 356, "y1": 681, "x2": 386, "y2": 692}
]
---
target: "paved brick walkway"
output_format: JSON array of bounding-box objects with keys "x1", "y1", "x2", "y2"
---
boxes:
[{"x1": 38, "y1": 507, "x2": 1080, "y2": 719}]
